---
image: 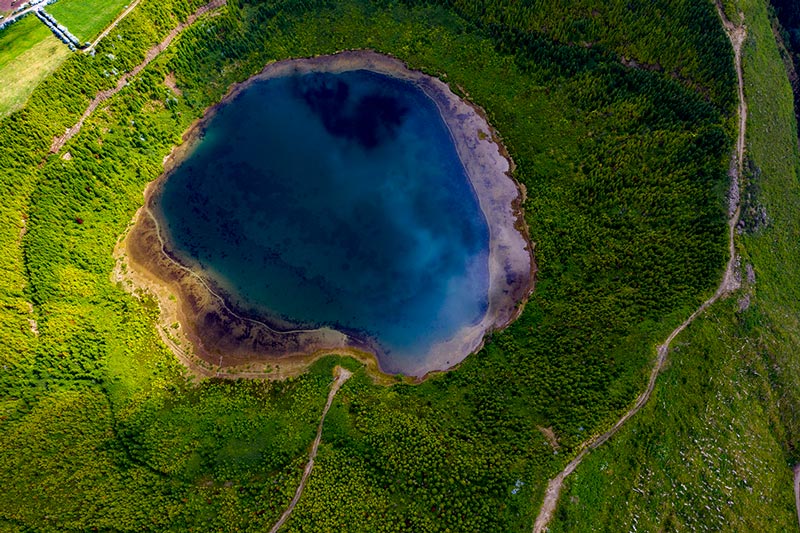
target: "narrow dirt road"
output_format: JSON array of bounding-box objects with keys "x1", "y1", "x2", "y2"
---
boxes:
[
  {"x1": 532, "y1": 7, "x2": 747, "y2": 532},
  {"x1": 84, "y1": 0, "x2": 141, "y2": 52},
  {"x1": 268, "y1": 366, "x2": 353, "y2": 533},
  {"x1": 1, "y1": 4, "x2": 41, "y2": 29},
  {"x1": 49, "y1": 0, "x2": 227, "y2": 154}
]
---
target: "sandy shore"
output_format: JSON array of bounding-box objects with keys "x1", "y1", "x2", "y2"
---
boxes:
[{"x1": 117, "y1": 50, "x2": 534, "y2": 380}]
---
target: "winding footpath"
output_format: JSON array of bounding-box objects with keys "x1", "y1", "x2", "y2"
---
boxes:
[
  {"x1": 532, "y1": 6, "x2": 747, "y2": 532},
  {"x1": 268, "y1": 366, "x2": 353, "y2": 533}
]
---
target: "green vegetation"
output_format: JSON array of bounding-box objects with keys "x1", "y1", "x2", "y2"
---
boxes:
[
  {"x1": 551, "y1": 302, "x2": 798, "y2": 531},
  {"x1": 410, "y1": 0, "x2": 737, "y2": 110},
  {"x1": 48, "y1": 0, "x2": 132, "y2": 43},
  {"x1": 550, "y1": 0, "x2": 800, "y2": 529},
  {"x1": 770, "y1": 0, "x2": 800, "y2": 126},
  {"x1": 0, "y1": 15, "x2": 69, "y2": 117},
  {"x1": 2, "y1": 0, "x2": 796, "y2": 530}
]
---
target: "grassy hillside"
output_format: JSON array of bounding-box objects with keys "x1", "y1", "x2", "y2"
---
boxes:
[
  {"x1": 550, "y1": 0, "x2": 800, "y2": 529},
  {"x1": 0, "y1": 0, "x2": 767, "y2": 530},
  {"x1": 404, "y1": 0, "x2": 737, "y2": 111}
]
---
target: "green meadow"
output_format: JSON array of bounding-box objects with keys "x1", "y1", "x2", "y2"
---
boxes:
[
  {"x1": 48, "y1": 0, "x2": 132, "y2": 43},
  {"x1": 0, "y1": 15, "x2": 69, "y2": 117}
]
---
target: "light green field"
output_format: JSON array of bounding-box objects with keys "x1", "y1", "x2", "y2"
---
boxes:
[
  {"x1": 0, "y1": 15, "x2": 70, "y2": 118},
  {"x1": 47, "y1": 0, "x2": 131, "y2": 43}
]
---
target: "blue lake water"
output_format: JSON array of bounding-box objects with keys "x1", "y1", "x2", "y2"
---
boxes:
[{"x1": 155, "y1": 69, "x2": 490, "y2": 373}]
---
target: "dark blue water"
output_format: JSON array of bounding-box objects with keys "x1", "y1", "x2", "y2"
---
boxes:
[{"x1": 156, "y1": 69, "x2": 490, "y2": 373}]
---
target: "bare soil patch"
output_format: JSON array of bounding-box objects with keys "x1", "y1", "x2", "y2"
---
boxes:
[{"x1": 164, "y1": 72, "x2": 182, "y2": 96}]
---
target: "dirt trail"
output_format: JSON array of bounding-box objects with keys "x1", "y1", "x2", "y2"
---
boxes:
[
  {"x1": 84, "y1": 0, "x2": 142, "y2": 52},
  {"x1": 532, "y1": 7, "x2": 747, "y2": 532},
  {"x1": 49, "y1": 0, "x2": 227, "y2": 154},
  {"x1": 268, "y1": 366, "x2": 353, "y2": 533}
]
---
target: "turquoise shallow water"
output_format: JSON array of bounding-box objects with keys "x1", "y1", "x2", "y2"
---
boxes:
[{"x1": 155, "y1": 69, "x2": 490, "y2": 373}]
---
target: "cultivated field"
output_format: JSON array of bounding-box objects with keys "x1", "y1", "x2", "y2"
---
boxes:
[
  {"x1": 47, "y1": 0, "x2": 130, "y2": 42},
  {"x1": 0, "y1": 15, "x2": 69, "y2": 117}
]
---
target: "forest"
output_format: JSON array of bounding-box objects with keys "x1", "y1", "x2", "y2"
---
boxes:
[{"x1": 0, "y1": 0, "x2": 797, "y2": 530}]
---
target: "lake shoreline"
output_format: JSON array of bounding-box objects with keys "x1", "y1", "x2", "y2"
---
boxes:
[{"x1": 118, "y1": 50, "x2": 535, "y2": 380}]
